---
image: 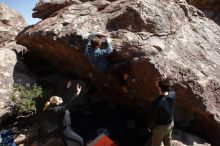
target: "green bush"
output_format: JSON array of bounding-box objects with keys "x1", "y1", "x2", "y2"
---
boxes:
[{"x1": 11, "y1": 83, "x2": 43, "y2": 117}]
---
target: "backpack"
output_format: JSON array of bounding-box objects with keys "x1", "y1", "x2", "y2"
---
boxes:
[{"x1": 0, "y1": 130, "x2": 16, "y2": 146}]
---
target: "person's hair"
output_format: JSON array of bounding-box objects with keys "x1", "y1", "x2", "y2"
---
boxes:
[
  {"x1": 43, "y1": 96, "x2": 60, "y2": 111},
  {"x1": 158, "y1": 77, "x2": 172, "y2": 92},
  {"x1": 91, "y1": 36, "x2": 101, "y2": 48}
]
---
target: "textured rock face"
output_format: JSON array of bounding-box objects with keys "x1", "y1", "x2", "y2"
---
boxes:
[
  {"x1": 33, "y1": 0, "x2": 82, "y2": 19},
  {"x1": 0, "y1": 3, "x2": 27, "y2": 46},
  {"x1": 187, "y1": 0, "x2": 220, "y2": 25},
  {"x1": 17, "y1": 0, "x2": 220, "y2": 145},
  {"x1": 0, "y1": 48, "x2": 17, "y2": 123},
  {"x1": 0, "y1": 4, "x2": 35, "y2": 124},
  {"x1": 186, "y1": 0, "x2": 220, "y2": 9},
  {"x1": 172, "y1": 129, "x2": 211, "y2": 146},
  {"x1": 0, "y1": 45, "x2": 36, "y2": 124}
]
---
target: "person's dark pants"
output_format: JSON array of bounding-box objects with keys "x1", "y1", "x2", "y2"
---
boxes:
[
  {"x1": 145, "y1": 121, "x2": 174, "y2": 146},
  {"x1": 62, "y1": 126, "x2": 84, "y2": 146}
]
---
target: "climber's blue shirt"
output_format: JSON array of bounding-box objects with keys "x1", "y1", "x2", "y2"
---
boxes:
[{"x1": 85, "y1": 34, "x2": 113, "y2": 71}]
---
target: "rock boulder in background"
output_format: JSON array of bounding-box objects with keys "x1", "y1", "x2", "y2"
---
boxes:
[
  {"x1": 187, "y1": 0, "x2": 220, "y2": 25},
  {"x1": 186, "y1": 0, "x2": 220, "y2": 9},
  {"x1": 33, "y1": 0, "x2": 82, "y2": 19},
  {"x1": 17, "y1": 0, "x2": 220, "y2": 145},
  {"x1": 0, "y1": 3, "x2": 36, "y2": 124},
  {"x1": 0, "y1": 3, "x2": 27, "y2": 46}
]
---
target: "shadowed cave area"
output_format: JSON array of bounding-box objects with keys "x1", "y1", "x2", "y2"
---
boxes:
[
  {"x1": 18, "y1": 51, "x2": 211, "y2": 146},
  {"x1": 21, "y1": 52, "x2": 150, "y2": 146}
]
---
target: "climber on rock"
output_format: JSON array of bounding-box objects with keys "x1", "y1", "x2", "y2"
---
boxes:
[
  {"x1": 84, "y1": 32, "x2": 132, "y2": 93},
  {"x1": 84, "y1": 32, "x2": 113, "y2": 72}
]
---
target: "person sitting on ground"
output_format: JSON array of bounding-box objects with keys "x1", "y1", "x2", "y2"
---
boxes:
[
  {"x1": 42, "y1": 84, "x2": 84, "y2": 146},
  {"x1": 146, "y1": 77, "x2": 176, "y2": 146},
  {"x1": 85, "y1": 33, "x2": 113, "y2": 72}
]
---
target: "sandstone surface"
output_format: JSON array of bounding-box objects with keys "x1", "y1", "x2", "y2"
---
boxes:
[{"x1": 17, "y1": 0, "x2": 220, "y2": 145}]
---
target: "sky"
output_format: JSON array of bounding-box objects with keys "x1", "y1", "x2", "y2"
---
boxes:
[{"x1": 0, "y1": 0, "x2": 40, "y2": 24}]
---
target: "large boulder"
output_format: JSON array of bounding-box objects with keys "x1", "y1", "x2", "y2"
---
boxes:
[
  {"x1": 0, "y1": 3, "x2": 27, "y2": 46},
  {"x1": 0, "y1": 3, "x2": 36, "y2": 124},
  {"x1": 0, "y1": 45, "x2": 36, "y2": 124},
  {"x1": 186, "y1": 0, "x2": 220, "y2": 25},
  {"x1": 17, "y1": 0, "x2": 220, "y2": 145},
  {"x1": 33, "y1": 0, "x2": 82, "y2": 19}
]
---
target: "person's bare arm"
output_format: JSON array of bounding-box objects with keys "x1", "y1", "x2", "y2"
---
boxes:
[{"x1": 62, "y1": 84, "x2": 82, "y2": 108}]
